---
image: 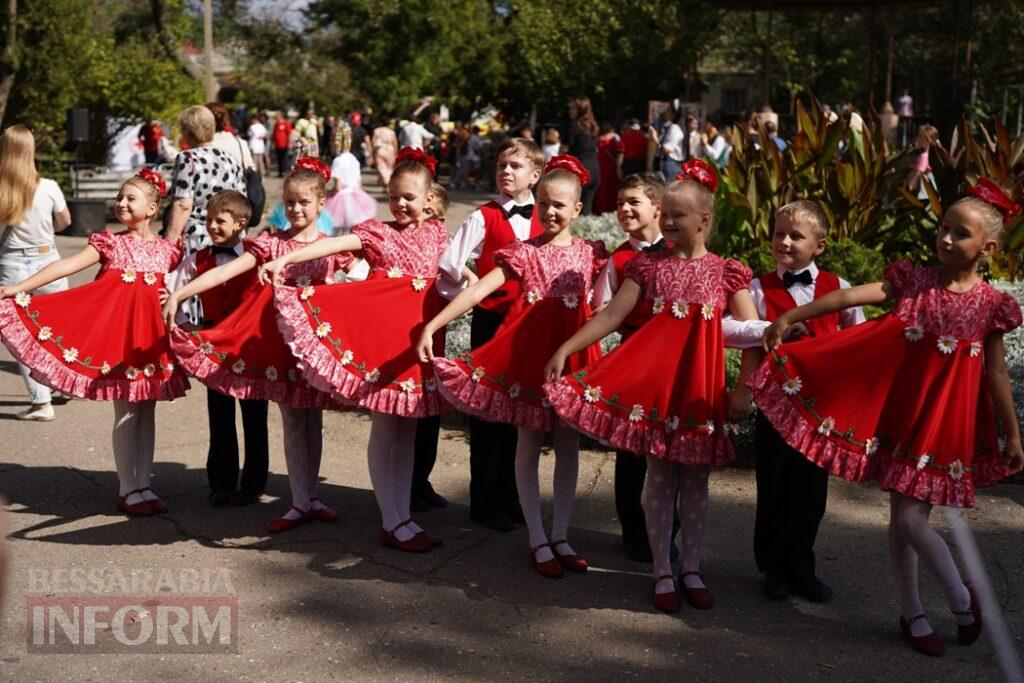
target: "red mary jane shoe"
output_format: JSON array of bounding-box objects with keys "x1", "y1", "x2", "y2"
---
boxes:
[
  {"x1": 308, "y1": 497, "x2": 338, "y2": 523},
  {"x1": 955, "y1": 582, "x2": 983, "y2": 646},
  {"x1": 115, "y1": 490, "x2": 154, "y2": 517},
  {"x1": 679, "y1": 571, "x2": 713, "y2": 609},
  {"x1": 267, "y1": 506, "x2": 313, "y2": 534},
  {"x1": 900, "y1": 615, "x2": 945, "y2": 657},
  {"x1": 530, "y1": 543, "x2": 564, "y2": 579},
  {"x1": 138, "y1": 487, "x2": 168, "y2": 514},
  {"x1": 378, "y1": 522, "x2": 433, "y2": 553},
  {"x1": 653, "y1": 575, "x2": 681, "y2": 613},
  {"x1": 552, "y1": 540, "x2": 588, "y2": 573}
]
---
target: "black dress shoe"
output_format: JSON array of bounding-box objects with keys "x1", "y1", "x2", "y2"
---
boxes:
[
  {"x1": 764, "y1": 573, "x2": 789, "y2": 600},
  {"x1": 209, "y1": 490, "x2": 233, "y2": 507},
  {"x1": 422, "y1": 490, "x2": 449, "y2": 508},
  {"x1": 790, "y1": 575, "x2": 833, "y2": 603},
  {"x1": 411, "y1": 495, "x2": 430, "y2": 513},
  {"x1": 230, "y1": 491, "x2": 261, "y2": 507},
  {"x1": 623, "y1": 537, "x2": 654, "y2": 563},
  {"x1": 471, "y1": 511, "x2": 515, "y2": 532},
  {"x1": 502, "y1": 504, "x2": 526, "y2": 525}
]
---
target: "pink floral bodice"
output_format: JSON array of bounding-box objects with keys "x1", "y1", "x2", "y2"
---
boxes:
[
  {"x1": 885, "y1": 260, "x2": 1022, "y2": 341},
  {"x1": 88, "y1": 230, "x2": 181, "y2": 273},
  {"x1": 244, "y1": 231, "x2": 351, "y2": 285},
  {"x1": 351, "y1": 219, "x2": 449, "y2": 278},
  {"x1": 494, "y1": 236, "x2": 609, "y2": 302},
  {"x1": 625, "y1": 251, "x2": 752, "y2": 310}
]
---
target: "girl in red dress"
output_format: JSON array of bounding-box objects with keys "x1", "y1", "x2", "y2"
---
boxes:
[
  {"x1": 0, "y1": 170, "x2": 187, "y2": 516},
  {"x1": 594, "y1": 122, "x2": 620, "y2": 214},
  {"x1": 257, "y1": 148, "x2": 450, "y2": 553},
  {"x1": 544, "y1": 160, "x2": 760, "y2": 611},
  {"x1": 163, "y1": 158, "x2": 351, "y2": 534},
  {"x1": 417, "y1": 155, "x2": 609, "y2": 578},
  {"x1": 753, "y1": 179, "x2": 1023, "y2": 657}
]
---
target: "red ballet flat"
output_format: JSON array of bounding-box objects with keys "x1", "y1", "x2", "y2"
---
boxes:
[
  {"x1": 679, "y1": 571, "x2": 713, "y2": 609},
  {"x1": 308, "y1": 497, "x2": 338, "y2": 523},
  {"x1": 400, "y1": 519, "x2": 443, "y2": 547},
  {"x1": 552, "y1": 540, "x2": 588, "y2": 573},
  {"x1": 530, "y1": 543, "x2": 564, "y2": 579},
  {"x1": 653, "y1": 575, "x2": 681, "y2": 613},
  {"x1": 138, "y1": 487, "x2": 168, "y2": 514},
  {"x1": 115, "y1": 491, "x2": 154, "y2": 517},
  {"x1": 267, "y1": 506, "x2": 313, "y2": 534},
  {"x1": 954, "y1": 582, "x2": 983, "y2": 646},
  {"x1": 378, "y1": 522, "x2": 432, "y2": 553},
  {"x1": 900, "y1": 615, "x2": 945, "y2": 657}
]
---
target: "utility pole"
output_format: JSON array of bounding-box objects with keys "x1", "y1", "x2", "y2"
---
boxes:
[{"x1": 203, "y1": 0, "x2": 217, "y2": 101}]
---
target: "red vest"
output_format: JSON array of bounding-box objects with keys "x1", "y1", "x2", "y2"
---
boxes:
[
  {"x1": 760, "y1": 269, "x2": 842, "y2": 338},
  {"x1": 611, "y1": 241, "x2": 651, "y2": 339},
  {"x1": 475, "y1": 200, "x2": 543, "y2": 312},
  {"x1": 195, "y1": 247, "x2": 259, "y2": 326}
]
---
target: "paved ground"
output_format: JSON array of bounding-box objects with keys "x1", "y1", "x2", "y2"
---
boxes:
[{"x1": 0, "y1": 175, "x2": 1022, "y2": 680}]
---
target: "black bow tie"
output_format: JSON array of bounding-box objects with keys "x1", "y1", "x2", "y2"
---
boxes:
[
  {"x1": 507, "y1": 204, "x2": 534, "y2": 219},
  {"x1": 211, "y1": 245, "x2": 238, "y2": 256},
  {"x1": 782, "y1": 270, "x2": 814, "y2": 287},
  {"x1": 643, "y1": 241, "x2": 669, "y2": 252}
]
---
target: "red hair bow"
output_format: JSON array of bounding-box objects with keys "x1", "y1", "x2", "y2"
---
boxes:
[
  {"x1": 544, "y1": 154, "x2": 591, "y2": 186},
  {"x1": 395, "y1": 147, "x2": 438, "y2": 177},
  {"x1": 135, "y1": 168, "x2": 167, "y2": 198},
  {"x1": 293, "y1": 156, "x2": 332, "y2": 183},
  {"x1": 676, "y1": 159, "x2": 718, "y2": 194},
  {"x1": 967, "y1": 178, "x2": 1021, "y2": 222}
]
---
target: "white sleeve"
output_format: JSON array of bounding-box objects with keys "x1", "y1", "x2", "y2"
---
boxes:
[
  {"x1": 722, "y1": 316, "x2": 771, "y2": 349},
  {"x1": 420, "y1": 124, "x2": 435, "y2": 141},
  {"x1": 662, "y1": 125, "x2": 683, "y2": 157},
  {"x1": 592, "y1": 258, "x2": 618, "y2": 307},
  {"x1": 437, "y1": 209, "x2": 486, "y2": 284},
  {"x1": 838, "y1": 277, "x2": 867, "y2": 327},
  {"x1": 748, "y1": 277, "x2": 767, "y2": 320},
  {"x1": 165, "y1": 253, "x2": 198, "y2": 326},
  {"x1": 43, "y1": 179, "x2": 67, "y2": 214}
]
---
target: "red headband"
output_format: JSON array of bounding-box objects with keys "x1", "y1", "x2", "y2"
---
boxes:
[
  {"x1": 135, "y1": 168, "x2": 167, "y2": 198},
  {"x1": 676, "y1": 158, "x2": 718, "y2": 194},
  {"x1": 293, "y1": 156, "x2": 331, "y2": 183},
  {"x1": 967, "y1": 178, "x2": 1021, "y2": 222},
  {"x1": 395, "y1": 147, "x2": 438, "y2": 177},
  {"x1": 544, "y1": 154, "x2": 591, "y2": 186}
]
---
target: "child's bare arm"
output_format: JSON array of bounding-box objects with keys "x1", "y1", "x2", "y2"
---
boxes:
[
  {"x1": 0, "y1": 246, "x2": 100, "y2": 297},
  {"x1": 985, "y1": 333, "x2": 1023, "y2": 474}
]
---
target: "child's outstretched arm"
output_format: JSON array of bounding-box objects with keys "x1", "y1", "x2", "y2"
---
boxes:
[
  {"x1": 726, "y1": 289, "x2": 762, "y2": 421},
  {"x1": 162, "y1": 253, "x2": 257, "y2": 326},
  {"x1": 764, "y1": 281, "x2": 893, "y2": 351},
  {"x1": 416, "y1": 267, "x2": 509, "y2": 361},
  {"x1": 257, "y1": 234, "x2": 362, "y2": 285},
  {"x1": 542, "y1": 279, "x2": 642, "y2": 382},
  {"x1": 985, "y1": 333, "x2": 1023, "y2": 474},
  {"x1": 0, "y1": 246, "x2": 100, "y2": 298}
]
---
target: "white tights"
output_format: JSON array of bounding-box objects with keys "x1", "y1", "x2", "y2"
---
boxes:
[
  {"x1": 366, "y1": 412, "x2": 419, "y2": 541},
  {"x1": 515, "y1": 426, "x2": 580, "y2": 563},
  {"x1": 278, "y1": 404, "x2": 327, "y2": 520},
  {"x1": 643, "y1": 458, "x2": 711, "y2": 594},
  {"x1": 888, "y1": 492, "x2": 972, "y2": 635},
  {"x1": 112, "y1": 401, "x2": 157, "y2": 504}
]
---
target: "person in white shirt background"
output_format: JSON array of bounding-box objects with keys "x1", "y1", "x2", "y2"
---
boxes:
[
  {"x1": 247, "y1": 111, "x2": 269, "y2": 176},
  {"x1": 649, "y1": 106, "x2": 683, "y2": 180}
]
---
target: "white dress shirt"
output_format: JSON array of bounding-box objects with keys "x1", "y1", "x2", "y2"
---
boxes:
[
  {"x1": 399, "y1": 122, "x2": 435, "y2": 151},
  {"x1": 165, "y1": 242, "x2": 245, "y2": 326},
  {"x1": 436, "y1": 193, "x2": 536, "y2": 299},
  {"x1": 660, "y1": 123, "x2": 684, "y2": 161}
]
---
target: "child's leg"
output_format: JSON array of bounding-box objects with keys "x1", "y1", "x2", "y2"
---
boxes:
[
  {"x1": 134, "y1": 401, "x2": 157, "y2": 498},
  {"x1": 550, "y1": 425, "x2": 580, "y2": 556},
  {"x1": 238, "y1": 399, "x2": 270, "y2": 496},
  {"x1": 367, "y1": 412, "x2": 412, "y2": 540},
  {"x1": 514, "y1": 428, "x2": 550, "y2": 560},
  {"x1": 888, "y1": 492, "x2": 927, "y2": 634},
  {"x1": 389, "y1": 416, "x2": 419, "y2": 530},
  {"x1": 678, "y1": 465, "x2": 711, "y2": 590},
  {"x1": 278, "y1": 403, "x2": 312, "y2": 520},
  {"x1": 304, "y1": 408, "x2": 327, "y2": 510},
  {"x1": 112, "y1": 401, "x2": 141, "y2": 501},
  {"x1": 643, "y1": 457, "x2": 680, "y2": 594},
  {"x1": 891, "y1": 492, "x2": 972, "y2": 626}
]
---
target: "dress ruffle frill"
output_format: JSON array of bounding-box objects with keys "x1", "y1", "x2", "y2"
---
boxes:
[{"x1": 433, "y1": 356, "x2": 556, "y2": 431}]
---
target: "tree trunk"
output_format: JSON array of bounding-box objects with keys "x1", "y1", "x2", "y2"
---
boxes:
[{"x1": 0, "y1": 0, "x2": 17, "y2": 128}]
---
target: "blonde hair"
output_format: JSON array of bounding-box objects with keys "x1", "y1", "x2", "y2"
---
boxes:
[
  {"x1": 536, "y1": 168, "x2": 582, "y2": 203},
  {"x1": 284, "y1": 169, "x2": 327, "y2": 200},
  {"x1": 496, "y1": 138, "x2": 545, "y2": 172},
  {"x1": 776, "y1": 199, "x2": 829, "y2": 239},
  {"x1": 121, "y1": 177, "x2": 161, "y2": 204},
  {"x1": 0, "y1": 125, "x2": 40, "y2": 227},
  {"x1": 178, "y1": 106, "x2": 216, "y2": 146},
  {"x1": 665, "y1": 178, "x2": 714, "y2": 214},
  {"x1": 427, "y1": 182, "x2": 449, "y2": 220}
]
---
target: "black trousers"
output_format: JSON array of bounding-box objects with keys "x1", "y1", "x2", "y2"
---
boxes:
[
  {"x1": 275, "y1": 147, "x2": 289, "y2": 177},
  {"x1": 468, "y1": 306, "x2": 519, "y2": 517},
  {"x1": 206, "y1": 389, "x2": 269, "y2": 495},
  {"x1": 615, "y1": 450, "x2": 679, "y2": 546},
  {"x1": 753, "y1": 412, "x2": 829, "y2": 579},
  {"x1": 412, "y1": 415, "x2": 441, "y2": 496}
]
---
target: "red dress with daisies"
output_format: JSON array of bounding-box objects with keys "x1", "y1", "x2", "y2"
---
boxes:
[
  {"x1": 274, "y1": 218, "x2": 450, "y2": 417},
  {"x1": 169, "y1": 231, "x2": 350, "y2": 408},
  {"x1": 547, "y1": 251, "x2": 750, "y2": 464},
  {"x1": 434, "y1": 236, "x2": 609, "y2": 431},
  {"x1": 748, "y1": 260, "x2": 1022, "y2": 508},
  {"x1": 0, "y1": 230, "x2": 188, "y2": 401}
]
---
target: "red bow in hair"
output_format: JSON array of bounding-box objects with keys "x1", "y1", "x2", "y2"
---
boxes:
[
  {"x1": 395, "y1": 147, "x2": 438, "y2": 177},
  {"x1": 293, "y1": 156, "x2": 332, "y2": 183},
  {"x1": 967, "y1": 178, "x2": 1021, "y2": 222},
  {"x1": 545, "y1": 154, "x2": 591, "y2": 186},
  {"x1": 135, "y1": 168, "x2": 167, "y2": 198},
  {"x1": 677, "y1": 159, "x2": 718, "y2": 194}
]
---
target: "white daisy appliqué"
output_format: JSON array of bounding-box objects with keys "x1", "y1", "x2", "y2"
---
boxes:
[
  {"x1": 562, "y1": 293, "x2": 579, "y2": 309},
  {"x1": 701, "y1": 303, "x2": 715, "y2": 321},
  {"x1": 471, "y1": 367, "x2": 486, "y2": 383},
  {"x1": 231, "y1": 360, "x2": 246, "y2": 375},
  {"x1": 364, "y1": 368, "x2": 381, "y2": 383},
  {"x1": 651, "y1": 297, "x2": 665, "y2": 314},
  {"x1": 701, "y1": 420, "x2": 716, "y2": 434},
  {"x1": 164, "y1": 362, "x2": 175, "y2": 373},
  {"x1": 62, "y1": 347, "x2": 79, "y2": 363},
  {"x1": 125, "y1": 367, "x2": 139, "y2": 380},
  {"x1": 915, "y1": 454, "x2": 930, "y2": 471},
  {"x1": 339, "y1": 349, "x2": 354, "y2": 366},
  {"x1": 508, "y1": 383, "x2": 521, "y2": 399},
  {"x1": 629, "y1": 404, "x2": 645, "y2": 422},
  {"x1": 665, "y1": 416, "x2": 679, "y2": 432},
  {"x1": 121, "y1": 270, "x2": 137, "y2": 284},
  {"x1": 583, "y1": 385, "x2": 602, "y2": 403},
  {"x1": 143, "y1": 273, "x2": 158, "y2": 286},
  {"x1": 14, "y1": 292, "x2": 30, "y2": 307},
  {"x1": 526, "y1": 291, "x2": 542, "y2": 305},
  {"x1": 37, "y1": 326, "x2": 53, "y2": 341},
  {"x1": 782, "y1": 377, "x2": 803, "y2": 396},
  {"x1": 296, "y1": 275, "x2": 312, "y2": 288},
  {"x1": 970, "y1": 341, "x2": 982, "y2": 357},
  {"x1": 143, "y1": 363, "x2": 156, "y2": 377},
  {"x1": 199, "y1": 340, "x2": 214, "y2": 354},
  {"x1": 315, "y1": 322, "x2": 332, "y2": 338},
  {"x1": 412, "y1": 277, "x2": 427, "y2": 292},
  {"x1": 387, "y1": 267, "x2": 403, "y2": 279},
  {"x1": 670, "y1": 301, "x2": 690, "y2": 319},
  {"x1": 100, "y1": 362, "x2": 111, "y2": 375},
  {"x1": 265, "y1": 366, "x2": 279, "y2": 380},
  {"x1": 948, "y1": 460, "x2": 964, "y2": 480},
  {"x1": 903, "y1": 325, "x2": 924, "y2": 342},
  {"x1": 398, "y1": 378, "x2": 416, "y2": 393},
  {"x1": 300, "y1": 285, "x2": 315, "y2": 300},
  {"x1": 937, "y1": 336, "x2": 957, "y2": 355},
  {"x1": 817, "y1": 417, "x2": 836, "y2": 435},
  {"x1": 865, "y1": 437, "x2": 879, "y2": 455}
]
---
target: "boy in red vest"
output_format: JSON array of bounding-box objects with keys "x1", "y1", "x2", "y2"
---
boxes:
[
  {"x1": 438, "y1": 138, "x2": 545, "y2": 531},
  {"x1": 166, "y1": 190, "x2": 269, "y2": 508},
  {"x1": 746, "y1": 200, "x2": 864, "y2": 602}
]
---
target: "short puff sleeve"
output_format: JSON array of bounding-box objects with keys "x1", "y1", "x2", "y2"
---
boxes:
[
  {"x1": 350, "y1": 219, "x2": 390, "y2": 266},
  {"x1": 587, "y1": 239, "x2": 610, "y2": 277},
  {"x1": 991, "y1": 293, "x2": 1023, "y2": 334},
  {"x1": 623, "y1": 253, "x2": 655, "y2": 291},
  {"x1": 884, "y1": 259, "x2": 915, "y2": 296},
  {"x1": 242, "y1": 234, "x2": 273, "y2": 265},
  {"x1": 723, "y1": 258, "x2": 753, "y2": 295},
  {"x1": 87, "y1": 230, "x2": 117, "y2": 262},
  {"x1": 333, "y1": 252, "x2": 355, "y2": 271},
  {"x1": 492, "y1": 240, "x2": 529, "y2": 281}
]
